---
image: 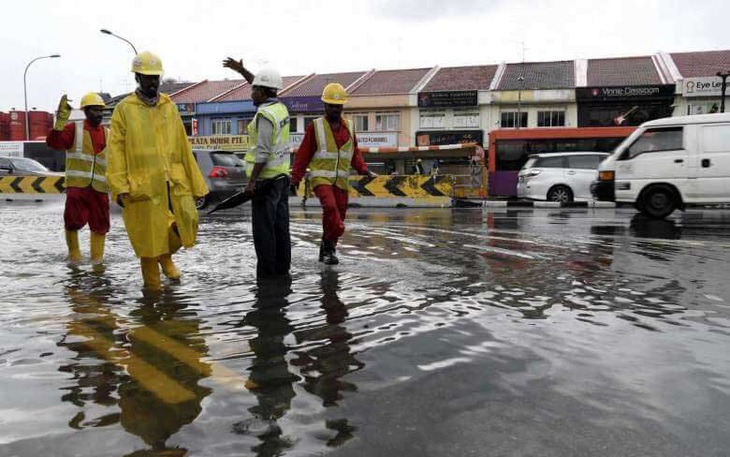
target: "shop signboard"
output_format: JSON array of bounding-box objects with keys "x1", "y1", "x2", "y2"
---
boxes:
[
  {"x1": 0, "y1": 142, "x2": 24, "y2": 157},
  {"x1": 281, "y1": 96, "x2": 324, "y2": 113},
  {"x1": 418, "y1": 90, "x2": 478, "y2": 108},
  {"x1": 682, "y1": 77, "x2": 727, "y2": 98},
  {"x1": 415, "y1": 130, "x2": 483, "y2": 146},
  {"x1": 177, "y1": 103, "x2": 195, "y2": 115},
  {"x1": 357, "y1": 132, "x2": 398, "y2": 148},
  {"x1": 577, "y1": 85, "x2": 675, "y2": 101},
  {"x1": 189, "y1": 135, "x2": 249, "y2": 151}
]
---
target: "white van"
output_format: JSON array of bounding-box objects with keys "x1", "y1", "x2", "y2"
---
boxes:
[{"x1": 593, "y1": 113, "x2": 730, "y2": 218}]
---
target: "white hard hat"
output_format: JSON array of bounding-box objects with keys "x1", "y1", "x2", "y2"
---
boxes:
[{"x1": 252, "y1": 68, "x2": 283, "y2": 90}]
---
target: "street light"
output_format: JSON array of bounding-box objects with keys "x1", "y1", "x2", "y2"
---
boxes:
[
  {"x1": 716, "y1": 71, "x2": 730, "y2": 113},
  {"x1": 24, "y1": 54, "x2": 61, "y2": 141},
  {"x1": 516, "y1": 76, "x2": 525, "y2": 130},
  {"x1": 100, "y1": 29, "x2": 138, "y2": 55}
]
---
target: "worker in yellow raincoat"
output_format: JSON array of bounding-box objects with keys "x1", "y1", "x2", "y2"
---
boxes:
[{"x1": 107, "y1": 51, "x2": 208, "y2": 289}]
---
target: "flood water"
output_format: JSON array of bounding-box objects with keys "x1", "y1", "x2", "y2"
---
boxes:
[{"x1": 1, "y1": 201, "x2": 729, "y2": 456}]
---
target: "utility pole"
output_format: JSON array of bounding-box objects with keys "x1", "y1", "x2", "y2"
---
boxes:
[{"x1": 717, "y1": 71, "x2": 730, "y2": 113}]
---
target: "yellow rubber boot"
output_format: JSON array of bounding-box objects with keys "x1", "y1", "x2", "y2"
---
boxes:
[
  {"x1": 65, "y1": 230, "x2": 82, "y2": 263},
  {"x1": 90, "y1": 232, "x2": 106, "y2": 265},
  {"x1": 140, "y1": 257, "x2": 162, "y2": 290},
  {"x1": 159, "y1": 254, "x2": 181, "y2": 280}
]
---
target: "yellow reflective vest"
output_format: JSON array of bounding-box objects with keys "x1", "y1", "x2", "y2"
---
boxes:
[
  {"x1": 245, "y1": 101, "x2": 291, "y2": 180},
  {"x1": 107, "y1": 93, "x2": 209, "y2": 258},
  {"x1": 65, "y1": 122, "x2": 109, "y2": 193},
  {"x1": 309, "y1": 117, "x2": 355, "y2": 190}
]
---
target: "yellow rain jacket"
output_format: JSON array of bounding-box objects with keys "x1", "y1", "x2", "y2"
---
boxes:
[{"x1": 107, "y1": 93, "x2": 208, "y2": 258}]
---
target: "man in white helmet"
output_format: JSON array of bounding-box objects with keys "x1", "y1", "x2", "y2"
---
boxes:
[
  {"x1": 107, "y1": 51, "x2": 209, "y2": 290},
  {"x1": 46, "y1": 92, "x2": 110, "y2": 266},
  {"x1": 223, "y1": 57, "x2": 292, "y2": 279}
]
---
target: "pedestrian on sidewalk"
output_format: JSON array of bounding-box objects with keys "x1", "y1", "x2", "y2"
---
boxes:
[
  {"x1": 290, "y1": 83, "x2": 377, "y2": 265},
  {"x1": 107, "y1": 51, "x2": 209, "y2": 290},
  {"x1": 46, "y1": 92, "x2": 110, "y2": 266},
  {"x1": 223, "y1": 57, "x2": 292, "y2": 278}
]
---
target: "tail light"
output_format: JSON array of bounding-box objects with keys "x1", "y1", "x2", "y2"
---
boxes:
[{"x1": 209, "y1": 166, "x2": 229, "y2": 178}]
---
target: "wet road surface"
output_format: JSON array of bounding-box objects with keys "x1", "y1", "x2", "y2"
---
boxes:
[{"x1": 1, "y1": 201, "x2": 729, "y2": 456}]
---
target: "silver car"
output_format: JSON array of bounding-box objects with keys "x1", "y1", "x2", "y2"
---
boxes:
[
  {"x1": 192, "y1": 149, "x2": 247, "y2": 209},
  {"x1": 517, "y1": 152, "x2": 608, "y2": 202},
  {"x1": 0, "y1": 156, "x2": 64, "y2": 177}
]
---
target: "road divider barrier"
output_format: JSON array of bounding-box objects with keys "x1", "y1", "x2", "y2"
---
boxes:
[
  {"x1": 297, "y1": 175, "x2": 455, "y2": 199},
  {"x1": 0, "y1": 176, "x2": 65, "y2": 194}
]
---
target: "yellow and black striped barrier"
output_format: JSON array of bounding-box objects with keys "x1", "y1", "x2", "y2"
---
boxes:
[
  {"x1": 0, "y1": 176, "x2": 65, "y2": 194},
  {"x1": 298, "y1": 175, "x2": 454, "y2": 199}
]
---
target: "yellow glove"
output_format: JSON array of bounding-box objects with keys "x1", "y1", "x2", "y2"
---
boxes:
[{"x1": 53, "y1": 95, "x2": 73, "y2": 131}]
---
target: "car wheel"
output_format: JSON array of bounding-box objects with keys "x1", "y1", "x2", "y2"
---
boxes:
[
  {"x1": 640, "y1": 185, "x2": 677, "y2": 219},
  {"x1": 195, "y1": 195, "x2": 208, "y2": 210},
  {"x1": 547, "y1": 185, "x2": 573, "y2": 203}
]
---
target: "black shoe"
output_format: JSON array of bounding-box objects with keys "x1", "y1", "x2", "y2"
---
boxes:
[{"x1": 321, "y1": 239, "x2": 339, "y2": 265}]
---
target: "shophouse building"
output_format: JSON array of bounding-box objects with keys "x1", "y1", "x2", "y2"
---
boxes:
[
  {"x1": 576, "y1": 56, "x2": 675, "y2": 127},
  {"x1": 413, "y1": 64, "x2": 498, "y2": 148},
  {"x1": 490, "y1": 60, "x2": 576, "y2": 130},
  {"x1": 667, "y1": 50, "x2": 730, "y2": 116}
]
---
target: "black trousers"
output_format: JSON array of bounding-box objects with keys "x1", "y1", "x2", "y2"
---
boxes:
[{"x1": 251, "y1": 176, "x2": 291, "y2": 278}]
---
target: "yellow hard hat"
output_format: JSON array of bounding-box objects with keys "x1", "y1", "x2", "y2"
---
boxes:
[
  {"x1": 131, "y1": 51, "x2": 164, "y2": 76},
  {"x1": 79, "y1": 92, "x2": 106, "y2": 109},
  {"x1": 321, "y1": 82, "x2": 348, "y2": 105}
]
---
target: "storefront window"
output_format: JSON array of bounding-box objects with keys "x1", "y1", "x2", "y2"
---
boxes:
[
  {"x1": 420, "y1": 112, "x2": 446, "y2": 129},
  {"x1": 212, "y1": 119, "x2": 232, "y2": 135},
  {"x1": 537, "y1": 111, "x2": 565, "y2": 127},
  {"x1": 352, "y1": 114, "x2": 369, "y2": 132},
  {"x1": 375, "y1": 113, "x2": 400, "y2": 131},
  {"x1": 289, "y1": 116, "x2": 298, "y2": 133},
  {"x1": 500, "y1": 112, "x2": 528, "y2": 128},
  {"x1": 453, "y1": 111, "x2": 480, "y2": 128},
  {"x1": 236, "y1": 118, "x2": 251, "y2": 134}
]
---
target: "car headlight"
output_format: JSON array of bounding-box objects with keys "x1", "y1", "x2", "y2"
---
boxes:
[{"x1": 598, "y1": 170, "x2": 615, "y2": 181}]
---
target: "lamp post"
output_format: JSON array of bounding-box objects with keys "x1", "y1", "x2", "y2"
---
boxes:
[
  {"x1": 717, "y1": 71, "x2": 730, "y2": 113},
  {"x1": 100, "y1": 29, "x2": 138, "y2": 54},
  {"x1": 516, "y1": 76, "x2": 525, "y2": 130},
  {"x1": 24, "y1": 54, "x2": 61, "y2": 140}
]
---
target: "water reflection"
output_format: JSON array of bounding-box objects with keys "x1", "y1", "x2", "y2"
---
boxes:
[
  {"x1": 630, "y1": 214, "x2": 682, "y2": 239},
  {"x1": 293, "y1": 270, "x2": 362, "y2": 446},
  {"x1": 58, "y1": 271, "x2": 125, "y2": 429},
  {"x1": 58, "y1": 271, "x2": 212, "y2": 456},
  {"x1": 233, "y1": 276, "x2": 299, "y2": 456},
  {"x1": 122, "y1": 294, "x2": 212, "y2": 455}
]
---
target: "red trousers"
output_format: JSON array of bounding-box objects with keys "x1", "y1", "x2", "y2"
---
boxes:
[
  {"x1": 314, "y1": 184, "x2": 348, "y2": 243},
  {"x1": 64, "y1": 186, "x2": 110, "y2": 234}
]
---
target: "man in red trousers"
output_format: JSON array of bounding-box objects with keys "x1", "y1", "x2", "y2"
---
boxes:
[{"x1": 291, "y1": 83, "x2": 376, "y2": 265}]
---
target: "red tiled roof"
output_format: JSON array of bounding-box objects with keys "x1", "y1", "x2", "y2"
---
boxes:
[
  {"x1": 422, "y1": 65, "x2": 498, "y2": 91},
  {"x1": 171, "y1": 79, "x2": 244, "y2": 103},
  {"x1": 351, "y1": 68, "x2": 431, "y2": 95},
  {"x1": 212, "y1": 75, "x2": 307, "y2": 102},
  {"x1": 670, "y1": 50, "x2": 730, "y2": 78},
  {"x1": 587, "y1": 56, "x2": 661, "y2": 86},
  {"x1": 281, "y1": 72, "x2": 368, "y2": 97},
  {"x1": 498, "y1": 61, "x2": 574, "y2": 90}
]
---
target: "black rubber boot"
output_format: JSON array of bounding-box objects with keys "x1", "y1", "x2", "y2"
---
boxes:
[{"x1": 321, "y1": 238, "x2": 339, "y2": 265}]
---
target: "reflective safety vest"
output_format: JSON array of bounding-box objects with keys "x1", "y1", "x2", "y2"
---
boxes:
[
  {"x1": 309, "y1": 117, "x2": 355, "y2": 190},
  {"x1": 245, "y1": 101, "x2": 291, "y2": 180},
  {"x1": 65, "y1": 122, "x2": 109, "y2": 193}
]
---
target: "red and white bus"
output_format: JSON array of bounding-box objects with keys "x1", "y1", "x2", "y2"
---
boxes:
[{"x1": 487, "y1": 126, "x2": 635, "y2": 197}]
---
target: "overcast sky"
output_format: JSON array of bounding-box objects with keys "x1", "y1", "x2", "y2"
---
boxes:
[{"x1": 2, "y1": 0, "x2": 728, "y2": 112}]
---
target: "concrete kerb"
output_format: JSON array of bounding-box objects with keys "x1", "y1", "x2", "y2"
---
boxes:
[{"x1": 469, "y1": 200, "x2": 616, "y2": 209}]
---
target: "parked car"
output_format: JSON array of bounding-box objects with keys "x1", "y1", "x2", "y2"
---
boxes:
[
  {"x1": 517, "y1": 152, "x2": 609, "y2": 202},
  {"x1": 593, "y1": 112, "x2": 730, "y2": 219},
  {"x1": 193, "y1": 149, "x2": 247, "y2": 209},
  {"x1": 0, "y1": 156, "x2": 64, "y2": 177}
]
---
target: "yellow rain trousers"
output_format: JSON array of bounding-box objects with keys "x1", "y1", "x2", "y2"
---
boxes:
[{"x1": 107, "y1": 93, "x2": 208, "y2": 259}]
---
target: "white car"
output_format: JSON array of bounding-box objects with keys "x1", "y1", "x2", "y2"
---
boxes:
[{"x1": 517, "y1": 152, "x2": 609, "y2": 202}]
